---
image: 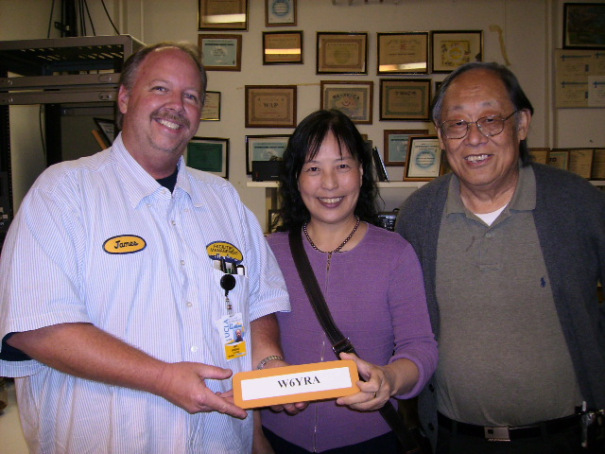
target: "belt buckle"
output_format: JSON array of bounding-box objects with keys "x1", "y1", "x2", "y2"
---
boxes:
[{"x1": 484, "y1": 426, "x2": 511, "y2": 442}]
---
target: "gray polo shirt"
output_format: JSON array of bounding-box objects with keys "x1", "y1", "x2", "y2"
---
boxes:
[{"x1": 435, "y1": 165, "x2": 582, "y2": 426}]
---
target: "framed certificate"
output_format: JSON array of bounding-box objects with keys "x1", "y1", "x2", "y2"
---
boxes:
[
  {"x1": 435, "y1": 80, "x2": 444, "y2": 95},
  {"x1": 377, "y1": 32, "x2": 429, "y2": 75},
  {"x1": 245, "y1": 85, "x2": 297, "y2": 128},
  {"x1": 245, "y1": 134, "x2": 290, "y2": 174},
  {"x1": 201, "y1": 91, "x2": 221, "y2": 121},
  {"x1": 529, "y1": 147, "x2": 550, "y2": 165},
  {"x1": 199, "y1": 34, "x2": 242, "y2": 71},
  {"x1": 320, "y1": 81, "x2": 373, "y2": 124},
  {"x1": 199, "y1": 0, "x2": 248, "y2": 31},
  {"x1": 564, "y1": 3, "x2": 605, "y2": 49},
  {"x1": 186, "y1": 137, "x2": 229, "y2": 179},
  {"x1": 316, "y1": 32, "x2": 368, "y2": 74},
  {"x1": 548, "y1": 149, "x2": 570, "y2": 170},
  {"x1": 263, "y1": 31, "x2": 303, "y2": 65},
  {"x1": 568, "y1": 148, "x2": 594, "y2": 178},
  {"x1": 268, "y1": 209, "x2": 282, "y2": 233},
  {"x1": 265, "y1": 0, "x2": 296, "y2": 27},
  {"x1": 431, "y1": 30, "x2": 483, "y2": 73},
  {"x1": 379, "y1": 79, "x2": 431, "y2": 121},
  {"x1": 591, "y1": 149, "x2": 605, "y2": 179},
  {"x1": 383, "y1": 129, "x2": 428, "y2": 166},
  {"x1": 94, "y1": 118, "x2": 116, "y2": 144},
  {"x1": 404, "y1": 135, "x2": 443, "y2": 181}
]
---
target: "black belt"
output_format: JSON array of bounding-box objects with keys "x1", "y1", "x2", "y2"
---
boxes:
[{"x1": 438, "y1": 412, "x2": 580, "y2": 442}]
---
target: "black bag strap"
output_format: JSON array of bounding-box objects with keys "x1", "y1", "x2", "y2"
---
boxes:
[
  {"x1": 288, "y1": 229, "x2": 355, "y2": 355},
  {"x1": 288, "y1": 229, "x2": 421, "y2": 453}
]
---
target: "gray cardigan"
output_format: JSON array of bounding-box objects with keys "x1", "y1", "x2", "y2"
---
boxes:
[{"x1": 396, "y1": 163, "x2": 605, "y2": 448}]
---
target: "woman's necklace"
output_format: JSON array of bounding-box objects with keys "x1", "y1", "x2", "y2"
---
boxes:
[{"x1": 303, "y1": 217, "x2": 361, "y2": 271}]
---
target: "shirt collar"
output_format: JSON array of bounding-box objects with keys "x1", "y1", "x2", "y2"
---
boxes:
[
  {"x1": 111, "y1": 133, "x2": 192, "y2": 208},
  {"x1": 444, "y1": 162, "x2": 536, "y2": 217}
]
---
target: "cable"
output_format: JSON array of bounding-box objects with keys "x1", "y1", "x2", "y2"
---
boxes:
[
  {"x1": 83, "y1": 0, "x2": 96, "y2": 36},
  {"x1": 47, "y1": 0, "x2": 56, "y2": 38},
  {"x1": 100, "y1": 0, "x2": 120, "y2": 35},
  {"x1": 38, "y1": 106, "x2": 47, "y2": 162},
  {"x1": 62, "y1": 0, "x2": 78, "y2": 37},
  {"x1": 79, "y1": 0, "x2": 86, "y2": 36}
]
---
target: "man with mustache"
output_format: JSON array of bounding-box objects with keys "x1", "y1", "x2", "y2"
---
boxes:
[{"x1": 0, "y1": 42, "x2": 290, "y2": 453}]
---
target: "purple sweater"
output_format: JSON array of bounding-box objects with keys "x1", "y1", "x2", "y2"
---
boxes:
[{"x1": 262, "y1": 224, "x2": 437, "y2": 451}]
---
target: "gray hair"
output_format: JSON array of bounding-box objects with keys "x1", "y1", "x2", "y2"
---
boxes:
[{"x1": 431, "y1": 62, "x2": 534, "y2": 165}]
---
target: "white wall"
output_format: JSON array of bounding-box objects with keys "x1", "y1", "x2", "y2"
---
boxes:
[{"x1": 1, "y1": 0, "x2": 604, "y2": 230}]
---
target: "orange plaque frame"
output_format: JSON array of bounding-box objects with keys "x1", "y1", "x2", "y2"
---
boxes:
[{"x1": 233, "y1": 360, "x2": 359, "y2": 409}]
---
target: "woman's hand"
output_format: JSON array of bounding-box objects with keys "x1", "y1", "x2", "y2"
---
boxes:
[
  {"x1": 335, "y1": 352, "x2": 419, "y2": 411},
  {"x1": 335, "y1": 352, "x2": 393, "y2": 411}
]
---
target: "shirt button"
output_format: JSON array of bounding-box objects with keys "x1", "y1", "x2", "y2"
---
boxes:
[
  {"x1": 190, "y1": 346, "x2": 198, "y2": 353},
  {"x1": 171, "y1": 220, "x2": 176, "y2": 226},
  {"x1": 186, "y1": 302, "x2": 193, "y2": 307},
  {"x1": 180, "y1": 260, "x2": 185, "y2": 266},
  {"x1": 486, "y1": 232, "x2": 494, "y2": 238}
]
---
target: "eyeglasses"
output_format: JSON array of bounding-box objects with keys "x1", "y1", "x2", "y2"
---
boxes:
[{"x1": 439, "y1": 111, "x2": 518, "y2": 140}]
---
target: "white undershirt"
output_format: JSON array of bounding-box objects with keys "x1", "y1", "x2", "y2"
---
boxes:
[{"x1": 474, "y1": 205, "x2": 506, "y2": 226}]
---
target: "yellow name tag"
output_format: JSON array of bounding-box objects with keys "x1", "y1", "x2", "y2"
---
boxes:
[
  {"x1": 233, "y1": 360, "x2": 359, "y2": 409},
  {"x1": 225, "y1": 340, "x2": 246, "y2": 360},
  {"x1": 102, "y1": 235, "x2": 146, "y2": 254}
]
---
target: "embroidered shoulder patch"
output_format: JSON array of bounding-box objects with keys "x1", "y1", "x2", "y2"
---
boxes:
[
  {"x1": 206, "y1": 241, "x2": 243, "y2": 264},
  {"x1": 103, "y1": 235, "x2": 147, "y2": 254}
]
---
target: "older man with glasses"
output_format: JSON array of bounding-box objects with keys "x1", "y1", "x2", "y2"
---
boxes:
[{"x1": 396, "y1": 62, "x2": 605, "y2": 454}]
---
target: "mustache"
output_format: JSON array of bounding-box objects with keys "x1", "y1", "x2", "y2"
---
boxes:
[{"x1": 152, "y1": 110, "x2": 190, "y2": 128}]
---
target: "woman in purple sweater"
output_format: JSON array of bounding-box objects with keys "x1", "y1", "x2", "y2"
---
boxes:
[{"x1": 256, "y1": 110, "x2": 437, "y2": 454}]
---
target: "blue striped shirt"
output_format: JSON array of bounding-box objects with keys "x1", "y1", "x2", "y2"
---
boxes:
[{"x1": 0, "y1": 134, "x2": 290, "y2": 453}]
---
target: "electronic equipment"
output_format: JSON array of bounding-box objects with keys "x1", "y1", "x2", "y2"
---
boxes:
[
  {"x1": 252, "y1": 161, "x2": 284, "y2": 181},
  {"x1": 378, "y1": 209, "x2": 399, "y2": 231}
]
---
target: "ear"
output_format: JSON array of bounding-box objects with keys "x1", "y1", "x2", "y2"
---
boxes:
[
  {"x1": 436, "y1": 125, "x2": 447, "y2": 151},
  {"x1": 117, "y1": 85, "x2": 129, "y2": 115},
  {"x1": 359, "y1": 161, "x2": 363, "y2": 178},
  {"x1": 516, "y1": 109, "x2": 532, "y2": 141}
]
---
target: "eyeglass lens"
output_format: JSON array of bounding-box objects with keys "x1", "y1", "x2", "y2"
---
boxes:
[{"x1": 441, "y1": 112, "x2": 516, "y2": 139}]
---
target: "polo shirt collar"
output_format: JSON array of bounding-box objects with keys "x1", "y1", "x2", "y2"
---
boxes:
[{"x1": 444, "y1": 162, "x2": 536, "y2": 217}]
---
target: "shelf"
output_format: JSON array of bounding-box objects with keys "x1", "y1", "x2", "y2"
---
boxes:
[
  {"x1": 0, "y1": 35, "x2": 144, "y2": 77},
  {"x1": 246, "y1": 181, "x2": 427, "y2": 188},
  {"x1": 248, "y1": 179, "x2": 604, "y2": 215},
  {"x1": 247, "y1": 180, "x2": 427, "y2": 214},
  {"x1": 378, "y1": 181, "x2": 428, "y2": 188},
  {"x1": 249, "y1": 180, "x2": 604, "y2": 188},
  {"x1": 0, "y1": 35, "x2": 145, "y2": 105},
  {"x1": 247, "y1": 181, "x2": 279, "y2": 188}
]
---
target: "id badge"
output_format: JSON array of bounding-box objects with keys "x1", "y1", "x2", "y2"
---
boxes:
[{"x1": 215, "y1": 312, "x2": 247, "y2": 360}]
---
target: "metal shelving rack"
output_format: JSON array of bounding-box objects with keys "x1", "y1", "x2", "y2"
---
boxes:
[
  {"x1": 0, "y1": 35, "x2": 144, "y2": 248},
  {"x1": 0, "y1": 35, "x2": 144, "y2": 105}
]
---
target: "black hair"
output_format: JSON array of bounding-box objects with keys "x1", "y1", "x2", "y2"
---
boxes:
[
  {"x1": 431, "y1": 62, "x2": 534, "y2": 165},
  {"x1": 274, "y1": 109, "x2": 380, "y2": 232},
  {"x1": 116, "y1": 41, "x2": 207, "y2": 129}
]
